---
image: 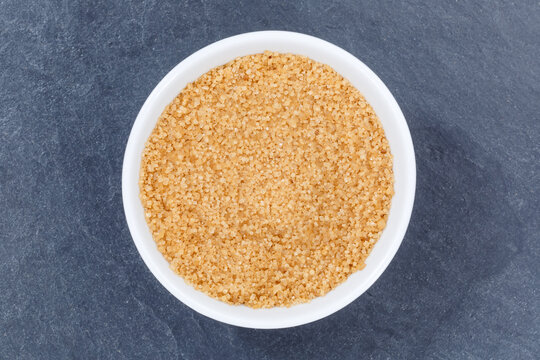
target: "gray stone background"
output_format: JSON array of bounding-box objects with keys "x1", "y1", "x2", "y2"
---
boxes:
[{"x1": 1, "y1": 0, "x2": 539, "y2": 359}]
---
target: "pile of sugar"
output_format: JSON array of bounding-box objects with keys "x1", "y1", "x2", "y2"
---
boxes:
[{"x1": 140, "y1": 52, "x2": 394, "y2": 308}]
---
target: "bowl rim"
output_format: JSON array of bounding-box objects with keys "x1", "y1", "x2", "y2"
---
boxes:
[{"x1": 122, "y1": 30, "x2": 416, "y2": 329}]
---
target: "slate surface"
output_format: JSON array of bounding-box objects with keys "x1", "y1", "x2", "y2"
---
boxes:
[{"x1": 1, "y1": 0, "x2": 539, "y2": 359}]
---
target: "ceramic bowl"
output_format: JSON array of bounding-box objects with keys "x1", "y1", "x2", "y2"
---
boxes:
[{"x1": 122, "y1": 31, "x2": 416, "y2": 329}]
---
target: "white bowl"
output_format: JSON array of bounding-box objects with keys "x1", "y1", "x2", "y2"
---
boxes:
[{"x1": 122, "y1": 31, "x2": 416, "y2": 329}]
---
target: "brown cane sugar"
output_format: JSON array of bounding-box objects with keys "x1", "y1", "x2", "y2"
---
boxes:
[{"x1": 139, "y1": 51, "x2": 394, "y2": 308}]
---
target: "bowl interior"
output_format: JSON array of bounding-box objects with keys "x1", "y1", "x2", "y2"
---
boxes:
[{"x1": 122, "y1": 31, "x2": 415, "y2": 329}]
